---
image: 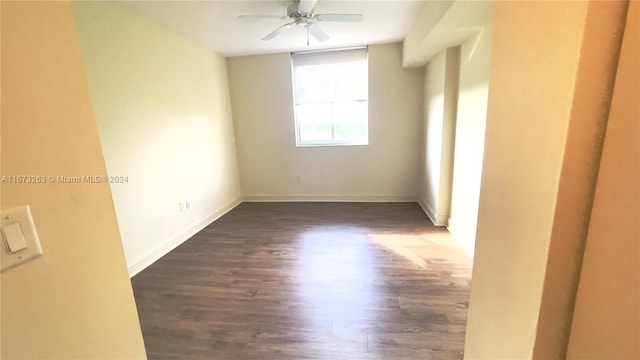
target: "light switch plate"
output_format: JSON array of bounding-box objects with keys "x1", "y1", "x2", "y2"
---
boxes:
[{"x1": 1, "y1": 205, "x2": 43, "y2": 272}]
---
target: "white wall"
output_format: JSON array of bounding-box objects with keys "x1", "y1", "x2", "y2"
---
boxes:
[
  {"x1": 447, "y1": 22, "x2": 494, "y2": 257},
  {"x1": 72, "y1": 2, "x2": 242, "y2": 275},
  {"x1": 227, "y1": 43, "x2": 424, "y2": 201}
]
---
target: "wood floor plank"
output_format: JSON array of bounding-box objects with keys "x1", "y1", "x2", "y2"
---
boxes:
[{"x1": 132, "y1": 202, "x2": 472, "y2": 359}]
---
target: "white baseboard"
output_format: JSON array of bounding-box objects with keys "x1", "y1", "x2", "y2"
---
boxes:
[
  {"x1": 243, "y1": 194, "x2": 417, "y2": 202},
  {"x1": 127, "y1": 198, "x2": 242, "y2": 277},
  {"x1": 436, "y1": 214, "x2": 449, "y2": 226},
  {"x1": 417, "y1": 197, "x2": 437, "y2": 225},
  {"x1": 128, "y1": 195, "x2": 435, "y2": 277},
  {"x1": 417, "y1": 197, "x2": 447, "y2": 226}
]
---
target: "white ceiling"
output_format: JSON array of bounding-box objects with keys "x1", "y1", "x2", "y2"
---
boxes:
[{"x1": 116, "y1": 0, "x2": 425, "y2": 57}]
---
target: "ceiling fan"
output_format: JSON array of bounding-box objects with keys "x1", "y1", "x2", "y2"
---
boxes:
[{"x1": 239, "y1": 0, "x2": 364, "y2": 44}]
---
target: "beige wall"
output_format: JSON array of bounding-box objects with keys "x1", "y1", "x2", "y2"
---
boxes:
[
  {"x1": 567, "y1": 1, "x2": 639, "y2": 357},
  {"x1": 0, "y1": 1, "x2": 146, "y2": 358},
  {"x1": 408, "y1": 1, "x2": 494, "y2": 252},
  {"x1": 464, "y1": 1, "x2": 587, "y2": 357},
  {"x1": 227, "y1": 43, "x2": 424, "y2": 201},
  {"x1": 447, "y1": 22, "x2": 493, "y2": 257},
  {"x1": 419, "y1": 51, "x2": 446, "y2": 218},
  {"x1": 533, "y1": 1, "x2": 629, "y2": 357},
  {"x1": 72, "y1": 2, "x2": 242, "y2": 275},
  {"x1": 465, "y1": 1, "x2": 629, "y2": 358},
  {"x1": 418, "y1": 47, "x2": 460, "y2": 226}
]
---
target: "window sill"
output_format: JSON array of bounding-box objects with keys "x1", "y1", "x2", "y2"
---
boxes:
[{"x1": 296, "y1": 142, "x2": 368, "y2": 148}]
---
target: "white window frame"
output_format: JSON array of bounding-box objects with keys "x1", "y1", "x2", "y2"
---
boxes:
[{"x1": 291, "y1": 47, "x2": 369, "y2": 148}]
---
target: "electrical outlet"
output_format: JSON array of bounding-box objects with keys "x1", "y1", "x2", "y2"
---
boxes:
[
  {"x1": 179, "y1": 202, "x2": 185, "y2": 212},
  {"x1": 185, "y1": 200, "x2": 191, "y2": 210}
]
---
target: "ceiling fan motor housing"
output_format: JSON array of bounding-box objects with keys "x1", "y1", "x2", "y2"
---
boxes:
[{"x1": 287, "y1": 3, "x2": 311, "y2": 19}]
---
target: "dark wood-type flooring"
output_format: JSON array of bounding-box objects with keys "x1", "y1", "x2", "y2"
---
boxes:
[{"x1": 132, "y1": 202, "x2": 473, "y2": 360}]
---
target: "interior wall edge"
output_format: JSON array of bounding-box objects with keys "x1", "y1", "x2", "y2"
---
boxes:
[
  {"x1": 446, "y1": 216, "x2": 475, "y2": 258},
  {"x1": 437, "y1": 45, "x2": 461, "y2": 222},
  {"x1": 532, "y1": 1, "x2": 630, "y2": 357}
]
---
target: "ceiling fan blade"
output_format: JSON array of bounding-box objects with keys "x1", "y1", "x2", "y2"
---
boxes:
[
  {"x1": 307, "y1": 23, "x2": 329, "y2": 42},
  {"x1": 297, "y1": 0, "x2": 318, "y2": 15},
  {"x1": 262, "y1": 22, "x2": 294, "y2": 41},
  {"x1": 239, "y1": 15, "x2": 288, "y2": 19},
  {"x1": 315, "y1": 14, "x2": 364, "y2": 22}
]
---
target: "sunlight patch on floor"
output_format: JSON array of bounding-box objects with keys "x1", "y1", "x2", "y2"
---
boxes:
[{"x1": 368, "y1": 231, "x2": 472, "y2": 269}]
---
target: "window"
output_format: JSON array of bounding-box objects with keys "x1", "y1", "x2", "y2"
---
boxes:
[{"x1": 292, "y1": 47, "x2": 368, "y2": 147}]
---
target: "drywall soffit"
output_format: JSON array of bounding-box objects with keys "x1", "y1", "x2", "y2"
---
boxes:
[{"x1": 403, "y1": 0, "x2": 495, "y2": 68}]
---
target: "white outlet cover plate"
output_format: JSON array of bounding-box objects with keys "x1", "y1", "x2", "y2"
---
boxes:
[{"x1": 1, "y1": 205, "x2": 43, "y2": 272}]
